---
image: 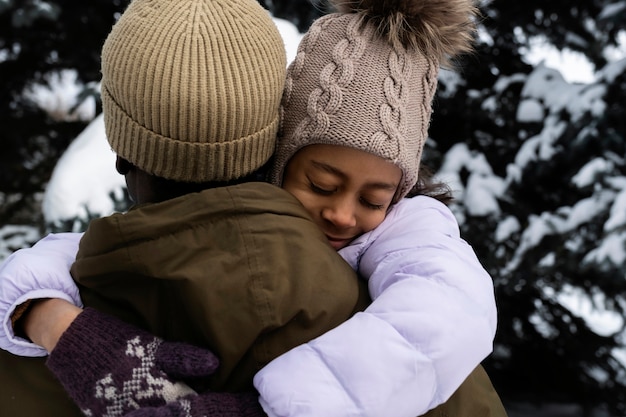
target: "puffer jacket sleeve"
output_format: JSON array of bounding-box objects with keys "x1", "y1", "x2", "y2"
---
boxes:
[
  {"x1": 0, "y1": 232, "x2": 84, "y2": 357},
  {"x1": 253, "y1": 196, "x2": 497, "y2": 417}
]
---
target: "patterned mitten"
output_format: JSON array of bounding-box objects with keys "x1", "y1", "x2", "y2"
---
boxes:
[
  {"x1": 124, "y1": 390, "x2": 266, "y2": 417},
  {"x1": 47, "y1": 307, "x2": 219, "y2": 417}
]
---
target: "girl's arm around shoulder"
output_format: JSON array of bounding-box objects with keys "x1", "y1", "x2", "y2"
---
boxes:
[
  {"x1": 358, "y1": 195, "x2": 498, "y2": 404},
  {"x1": 253, "y1": 196, "x2": 497, "y2": 417},
  {"x1": 0, "y1": 232, "x2": 84, "y2": 356}
]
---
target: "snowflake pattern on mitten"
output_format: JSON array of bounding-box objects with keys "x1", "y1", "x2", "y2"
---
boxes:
[
  {"x1": 86, "y1": 336, "x2": 195, "y2": 417},
  {"x1": 47, "y1": 308, "x2": 219, "y2": 417}
]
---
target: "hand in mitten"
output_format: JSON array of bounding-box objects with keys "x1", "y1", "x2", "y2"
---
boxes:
[
  {"x1": 125, "y1": 390, "x2": 266, "y2": 417},
  {"x1": 46, "y1": 307, "x2": 219, "y2": 417}
]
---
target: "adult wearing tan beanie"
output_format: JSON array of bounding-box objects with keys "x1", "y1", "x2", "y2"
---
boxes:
[
  {"x1": 0, "y1": 1, "x2": 368, "y2": 415},
  {"x1": 100, "y1": 0, "x2": 284, "y2": 184}
]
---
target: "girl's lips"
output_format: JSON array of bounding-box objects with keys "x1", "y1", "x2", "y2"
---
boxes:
[{"x1": 325, "y1": 235, "x2": 352, "y2": 250}]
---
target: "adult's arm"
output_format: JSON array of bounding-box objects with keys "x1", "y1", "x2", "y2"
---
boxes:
[
  {"x1": 0, "y1": 232, "x2": 83, "y2": 356},
  {"x1": 253, "y1": 196, "x2": 498, "y2": 417}
]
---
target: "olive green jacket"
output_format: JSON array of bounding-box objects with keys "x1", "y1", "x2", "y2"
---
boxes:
[{"x1": 72, "y1": 182, "x2": 369, "y2": 390}]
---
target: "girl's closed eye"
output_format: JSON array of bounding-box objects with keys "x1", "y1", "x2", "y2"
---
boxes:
[
  {"x1": 308, "y1": 179, "x2": 336, "y2": 195},
  {"x1": 360, "y1": 197, "x2": 386, "y2": 211}
]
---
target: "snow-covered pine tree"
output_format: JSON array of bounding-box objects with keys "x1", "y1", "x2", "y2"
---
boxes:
[{"x1": 426, "y1": 0, "x2": 626, "y2": 413}]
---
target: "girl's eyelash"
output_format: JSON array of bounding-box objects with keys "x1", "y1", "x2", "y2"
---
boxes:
[
  {"x1": 360, "y1": 198, "x2": 385, "y2": 210},
  {"x1": 308, "y1": 180, "x2": 334, "y2": 195},
  {"x1": 308, "y1": 178, "x2": 385, "y2": 210}
]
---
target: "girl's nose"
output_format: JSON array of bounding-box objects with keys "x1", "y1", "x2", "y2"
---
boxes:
[{"x1": 321, "y1": 199, "x2": 357, "y2": 229}]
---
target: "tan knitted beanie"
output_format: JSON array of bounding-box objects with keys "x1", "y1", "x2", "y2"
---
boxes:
[
  {"x1": 101, "y1": 0, "x2": 286, "y2": 183},
  {"x1": 271, "y1": 0, "x2": 478, "y2": 198}
]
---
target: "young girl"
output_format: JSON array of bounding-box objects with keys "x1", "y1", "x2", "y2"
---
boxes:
[
  {"x1": 251, "y1": 1, "x2": 498, "y2": 412},
  {"x1": 0, "y1": 0, "x2": 504, "y2": 416}
]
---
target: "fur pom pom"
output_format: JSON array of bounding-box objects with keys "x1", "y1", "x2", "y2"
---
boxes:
[{"x1": 332, "y1": 0, "x2": 479, "y2": 65}]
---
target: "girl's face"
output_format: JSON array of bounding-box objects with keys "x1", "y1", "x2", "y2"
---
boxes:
[{"x1": 282, "y1": 144, "x2": 402, "y2": 250}]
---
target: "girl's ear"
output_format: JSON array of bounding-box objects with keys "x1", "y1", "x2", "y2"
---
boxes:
[{"x1": 115, "y1": 156, "x2": 133, "y2": 175}]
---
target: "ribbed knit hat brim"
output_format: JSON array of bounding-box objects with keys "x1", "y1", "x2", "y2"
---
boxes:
[
  {"x1": 103, "y1": 87, "x2": 279, "y2": 183},
  {"x1": 101, "y1": 0, "x2": 286, "y2": 183}
]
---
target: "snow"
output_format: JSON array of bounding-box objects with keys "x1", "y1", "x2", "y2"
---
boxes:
[
  {"x1": 272, "y1": 17, "x2": 303, "y2": 64},
  {"x1": 42, "y1": 113, "x2": 126, "y2": 227},
  {"x1": 547, "y1": 284, "x2": 624, "y2": 337},
  {"x1": 598, "y1": 57, "x2": 626, "y2": 83},
  {"x1": 512, "y1": 118, "x2": 564, "y2": 168},
  {"x1": 22, "y1": 69, "x2": 96, "y2": 122},
  {"x1": 598, "y1": 1, "x2": 626, "y2": 21},
  {"x1": 524, "y1": 44, "x2": 596, "y2": 84},
  {"x1": 605, "y1": 189, "x2": 626, "y2": 232},
  {"x1": 516, "y1": 98, "x2": 544, "y2": 123},
  {"x1": 585, "y1": 231, "x2": 626, "y2": 267},
  {"x1": 519, "y1": 65, "x2": 606, "y2": 121},
  {"x1": 572, "y1": 158, "x2": 613, "y2": 188},
  {"x1": 438, "y1": 143, "x2": 503, "y2": 210},
  {"x1": 495, "y1": 216, "x2": 521, "y2": 243}
]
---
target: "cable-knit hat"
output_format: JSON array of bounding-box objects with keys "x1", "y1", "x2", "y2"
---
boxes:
[
  {"x1": 101, "y1": 0, "x2": 286, "y2": 183},
  {"x1": 271, "y1": 0, "x2": 478, "y2": 199}
]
